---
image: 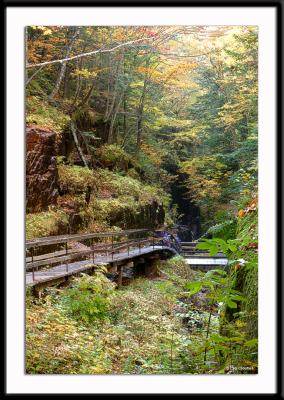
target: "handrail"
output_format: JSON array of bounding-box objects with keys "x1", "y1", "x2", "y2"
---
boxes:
[
  {"x1": 26, "y1": 249, "x2": 94, "y2": 271},
  {"x1": 26, "y1": 237, "x2": 159, "y2": 271},
  {"x1": 26, "y1": 228, "x2": 150, "y2": 249}
]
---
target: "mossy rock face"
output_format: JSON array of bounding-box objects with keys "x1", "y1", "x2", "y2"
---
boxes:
[
  {"x1": 236, "y1": 202, "x2": 258, "y2": 338},
  {"x1": 27, "y1": 155, "x2": 169, "y2": 240},
  {"x1": 222, "y1": 264, "x2": 258, "y2": 339},
  {"x1": 221, "y1": 198, "x2": 258, "y2": 339},
  {"x1": 242, "y1": 266, "x2": 258, "y2": 338}
]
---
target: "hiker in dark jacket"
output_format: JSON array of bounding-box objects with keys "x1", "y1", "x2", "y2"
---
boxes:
[{"x1": 162, "y1": 231, "x2": 171, "y2": 247}]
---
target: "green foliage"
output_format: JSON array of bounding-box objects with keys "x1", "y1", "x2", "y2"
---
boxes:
[
  {"x1": 196, "y1": 238, "x2": 238, "y2": 256},
  {"x1": 25, "y1": 26, "x2": 258, "y2": 375},
  {"x1": 177, "y1": 29, "x2": 258, "y2": 226},
  {"x1": 205, "y1": 220, "x2": 237, "y2": 241},
  {"x1": 180, "y1": 266, "x2": 257, "y2": 373},
  {"x1": 61, "y1": 273, "x2": 115, "y2": 324},
  {"x1": 200, "y1": 196, "x2": 258, "y2": 340},
  {"x1": 26, "y1": 257, "x2": 257, "y2": 375},
  {"x1": 185, "y1": 269, "x2": 244, "y2": 308}
]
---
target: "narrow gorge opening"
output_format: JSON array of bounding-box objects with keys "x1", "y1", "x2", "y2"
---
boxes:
[{"x1": 170, "y1": 172, "x2": 201, "y2": 241}]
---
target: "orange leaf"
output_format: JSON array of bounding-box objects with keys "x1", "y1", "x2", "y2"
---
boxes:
[{"x1": 238, "y1": 209, "x2": 245, "y2": 218}]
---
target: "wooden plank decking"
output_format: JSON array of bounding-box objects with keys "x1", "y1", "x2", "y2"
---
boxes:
[
  {"x1": 26, "y1": 245, "x2": 176, "y2": 287},
  {"x1": 25, "y1": 230, "x2": 229, "y2": 290}
]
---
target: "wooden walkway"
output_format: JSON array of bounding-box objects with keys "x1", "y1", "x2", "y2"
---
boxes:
[
  {"x1": 25, "y1": 231, "x2": 228, "y2": 289},
  {"x1": 180, "y1": 241, "x2": 228, "y2": 271},
  {"x1": 26, "y1": 228, "x2": 177, "y2": 288}
]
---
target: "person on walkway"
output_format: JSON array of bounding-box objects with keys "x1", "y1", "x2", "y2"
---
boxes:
[
  {"x1": 168, "y1": 233, "x2": 180, "y2": 252},
  {"x1": 162, "y1": 231, "x2": 171, "y2": 247}
]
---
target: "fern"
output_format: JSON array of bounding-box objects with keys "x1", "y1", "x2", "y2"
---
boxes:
[{"x1": 203, "y1": 219, "x2": 237, "y2": 241}]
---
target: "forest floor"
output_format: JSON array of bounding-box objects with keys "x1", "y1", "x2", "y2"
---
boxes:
[{"x1": 26, "y1": 256, "x2": 224, "y2": 375}]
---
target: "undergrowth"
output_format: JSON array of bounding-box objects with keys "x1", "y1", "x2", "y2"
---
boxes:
[{"x1": 26, "y1": 255, "x2": 257, "y2": 375}]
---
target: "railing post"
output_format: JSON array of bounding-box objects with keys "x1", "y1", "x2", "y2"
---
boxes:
[
  {"x1": 111, "y1": 235, "x2": 114, "y2": 260},
  {"x1": 65, "y1": 242, "x2": 68, "y2": 255},
  {"x1": 66, "y1": 261, "x2": 69, "y2": 272},
  {"x1": 31, "y1": 247, "x2": 34, "y2": 263},
  {"x1": 92, "y1": 239, "x2": 95, "y2": 263},
  {"x1": 118, "y1": 266, "x2": 122, "y2": 288},
  {"x1": 32, "y1": 267, "x2": 35, "y2": 282}
]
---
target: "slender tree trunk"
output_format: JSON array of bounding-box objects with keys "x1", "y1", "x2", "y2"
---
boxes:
[
  {"x1": 72, "y1": 73, "x2": 82, "y2": 108},
  {"x1": 71, "y1": 47, "x2": 86, "y2": 108},
  {"x1": 104, "y1": 51, "x2": 124, "y2": 123},
  {"x1": 136, "y1": 58, "x2": 150, "y2": 152},
  {"x1": 108, "y1": 92, "x2": 124, "y2": 144},
  {"x1": 137, "y1": 114, "x2": 143, "y2": 151},
  {"x1": 136, "y1": 77, "x2": 148, "y2": 151},
  {"x1": 123, "y1": 96, "x2": 127, "y2": 138},
  {"x1": 70, "y1": 121, "x2": 89, "y2": 168},
  {"x1": 49, "y1": 27, "x2": 81, "y2": 100},
  {"x1": 104, "y1": 54, "x2": 112, "y2": 121},
  {"x1": 63, "y1": 64, "x2": 70, "y2": 99},
  {"x1": 76, "y1": 81, "x2": 95, "y2": 110}
]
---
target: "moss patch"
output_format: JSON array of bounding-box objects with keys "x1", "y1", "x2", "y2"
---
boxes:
[
  {"x1": 26, "y1": 96, "x2": 70, "y2": 133},
  {"x1": 26, "y1": 209, "x2": 69, "y2": 239}
]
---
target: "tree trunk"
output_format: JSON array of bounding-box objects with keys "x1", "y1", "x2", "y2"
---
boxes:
[
  {"x1": 76, "y1": 82, "x2": 95, "y2": 110},
  {"x1": 70, "y1": 121, "x2": 89, "y2": 168},
  {"x1": 136, "y1": 58, "x2": 150, "y2": 152},
  {"x1": 108, "y1": 92, "x2": 124, "y2": 144},
  {"x1": 136, "y1": 78, "x2": 148, "y2": 151},
  {"x1": 49, "y1": 27, "x2": 81, "y2": 100},
  {"x1": 63, "y1": 64, "x2": 70, "y2": 99},
  {"x1": 104, "y1": 52, "x2": 123, "y2": 123}
]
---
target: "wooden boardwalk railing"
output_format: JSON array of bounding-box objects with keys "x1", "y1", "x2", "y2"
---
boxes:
[{"x1": 26, "y1": 229, "x2": 176, "y2": 288}]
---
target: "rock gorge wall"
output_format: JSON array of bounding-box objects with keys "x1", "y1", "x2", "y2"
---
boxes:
[{"x1": 26, "y1": 124, "x2": 166, "y2": 237}]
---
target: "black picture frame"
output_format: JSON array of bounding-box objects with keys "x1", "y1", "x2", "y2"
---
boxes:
[{"x1": 4, "y1": 0, "x2": 283, "y2": 397}]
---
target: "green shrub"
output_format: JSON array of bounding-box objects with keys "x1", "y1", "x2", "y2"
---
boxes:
[
  {"x1": 61, "y1": 273, "x2": 115, "y2": 324},
  {"x1": 205, "y1": 219, "x2": 237, "y2": 241}
]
